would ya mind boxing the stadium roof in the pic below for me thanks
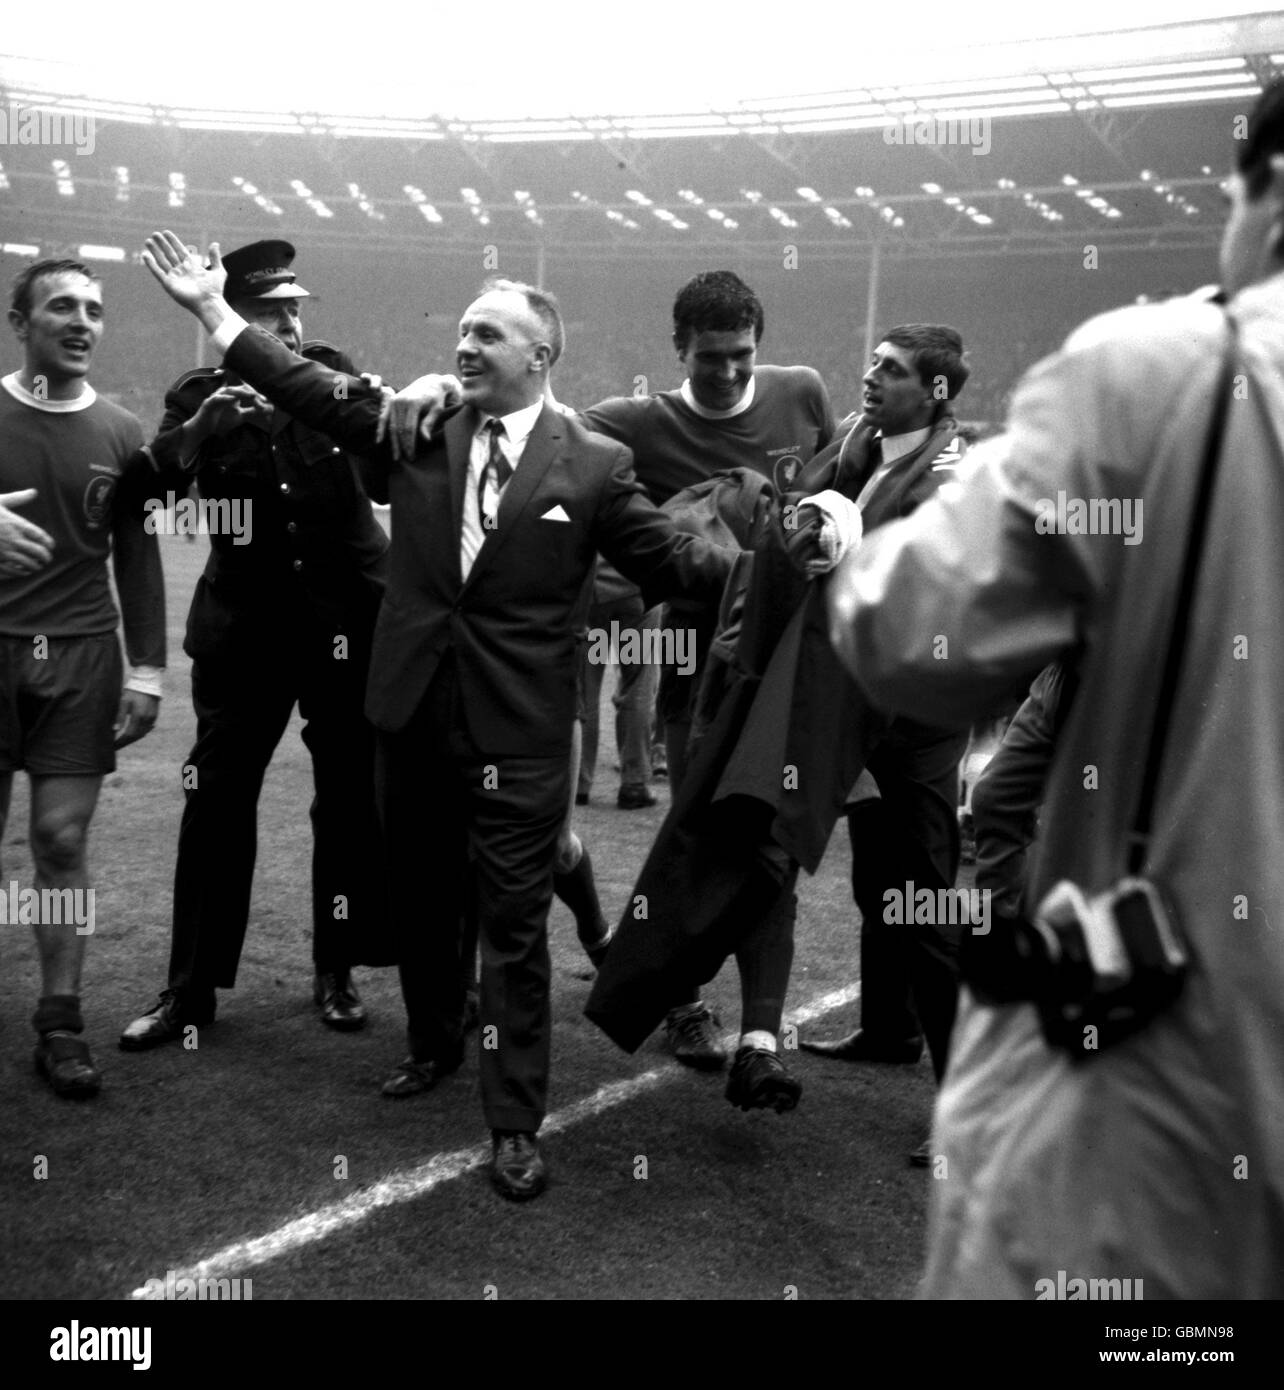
[2,13,1282,263]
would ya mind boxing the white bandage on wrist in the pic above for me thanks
[797,489,864,572]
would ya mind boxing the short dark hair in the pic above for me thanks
[1236,78,1284,198]
[481,277,564,366]
[882,323,970,401]
[11,259,100,317]
[672,270,764,350]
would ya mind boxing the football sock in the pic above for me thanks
[33,994,83,1036]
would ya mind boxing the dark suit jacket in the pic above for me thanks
[586,412,968,1050]
[145,342,388,661]
[220,326,735,752]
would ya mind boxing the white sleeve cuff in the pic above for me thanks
[125,666,164,699]
[799,489,864,570]
[210,311,250,356]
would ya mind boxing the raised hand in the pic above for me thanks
[141,231,227,313]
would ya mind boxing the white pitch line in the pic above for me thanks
[126,982,861,1298]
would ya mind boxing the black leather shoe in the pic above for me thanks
[725,1045,801,1113]
[909,1137,933,1168]
[35,1031,101,1098]
[664,1004,728,1070]
[617,782,658,810]
[490,1131,547,1200]
[119,988,216,1051]
[314,971,366,1031]
[381,1052,461,1098]
[798,1028,923,1064]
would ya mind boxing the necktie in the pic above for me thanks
[855,438,886,510]
[478,418,512,527]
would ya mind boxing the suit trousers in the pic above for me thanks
[846,719,968,1082]
[168,623,389,992]
[376,656,569,1134]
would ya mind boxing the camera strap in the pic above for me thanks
[1127,312,1239,875]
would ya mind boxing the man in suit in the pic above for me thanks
[141,231,734,1200]
[588,326,971,1145]
[120,240,392,1053]
[381,270,835,1069]
[795,329,972,1161]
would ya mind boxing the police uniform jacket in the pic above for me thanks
[146,341,388,661]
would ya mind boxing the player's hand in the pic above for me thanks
[0,489,55,576]
[377,374,462,461]
[141,231,227,312]
[782,502,829,577]
[191,383,273,437]
[114,690,160,749]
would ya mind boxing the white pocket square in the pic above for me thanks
[540,505,571,522]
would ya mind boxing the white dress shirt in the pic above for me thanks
[460,397,544,579]
[855,425,931,511]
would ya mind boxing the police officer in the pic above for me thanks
[121,240,393,1050]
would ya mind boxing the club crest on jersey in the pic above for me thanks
[83,475,116,529]
[773,454,802,490]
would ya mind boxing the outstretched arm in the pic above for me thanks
[142,231,388,459]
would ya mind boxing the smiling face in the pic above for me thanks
[456,288,549,417]
[8,270,103,398]
[232,295,303,354]
[676,326,757,411]
[861,340,935,436]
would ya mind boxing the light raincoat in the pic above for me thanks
[826,274,1284,1299]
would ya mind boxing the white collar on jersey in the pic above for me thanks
[679,374,757,420]
[2,372,97,413]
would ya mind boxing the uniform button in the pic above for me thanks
[292,559,303,571]
[280,483,290,495]
[287,521,298,534]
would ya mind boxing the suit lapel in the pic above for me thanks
[463,404,562,588]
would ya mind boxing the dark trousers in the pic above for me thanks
[168,631,389,992]
[377,660,568,1134]
[846,720,968,1082]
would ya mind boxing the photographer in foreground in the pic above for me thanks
[823,81,1284,1298]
